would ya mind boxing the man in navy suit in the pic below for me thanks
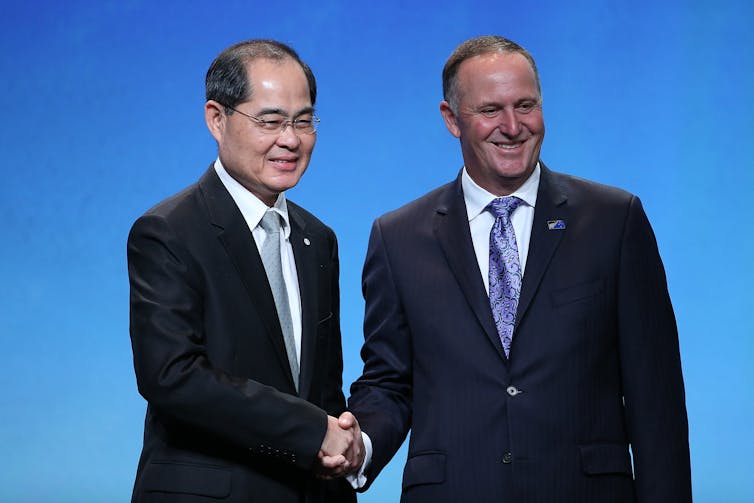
[347,35,691,502]
[127,39,362,502]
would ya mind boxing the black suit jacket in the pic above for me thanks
[127,166,355,502]
[349,164,691,502]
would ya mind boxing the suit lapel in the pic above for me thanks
[516,164,568,328]
[198,167,295,390]
[433,175,508,362]
[288,207,317,400]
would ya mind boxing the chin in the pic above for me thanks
[500,161,535,178]
[495,168,529,180]
[273,176,304,193]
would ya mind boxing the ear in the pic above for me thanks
[204,100,226,143]
[439,100,461,138]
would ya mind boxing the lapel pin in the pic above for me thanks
[303,238,311,246]
[547,219,566,230]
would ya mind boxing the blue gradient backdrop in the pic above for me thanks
[1,1,752,501]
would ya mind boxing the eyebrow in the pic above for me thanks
[256,106,315,117]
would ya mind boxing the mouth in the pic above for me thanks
[269,157,299,170]
[491,140,525,151]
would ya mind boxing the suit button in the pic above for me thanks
[506,385,521,396]
[502,452,513,464]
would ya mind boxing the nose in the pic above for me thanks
[497,108,522,137]
[275,122,301,148]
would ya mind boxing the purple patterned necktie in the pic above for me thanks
[487,196,523,358]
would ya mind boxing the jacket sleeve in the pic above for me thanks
[617,196,692,501]
[348,218,413,490]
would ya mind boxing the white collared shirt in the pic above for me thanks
[462,164,541,293]
[214,159,302,363]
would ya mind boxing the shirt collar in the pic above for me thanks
[462,163,541,222]
[214,158,291,238]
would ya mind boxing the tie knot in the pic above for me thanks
[259,210,282,235]
[487,196,523,219]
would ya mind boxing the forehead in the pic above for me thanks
[243,57,311,103]
[456,52,538,102]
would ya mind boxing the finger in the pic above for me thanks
[344,443,362,468]
[350,417,361,438]
[319,453,347,469]
[322,416,352,455]
[338,411,356,429]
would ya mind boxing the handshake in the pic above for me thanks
[316,411,366,479]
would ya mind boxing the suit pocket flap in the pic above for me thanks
[402,451,446,490]
[551,279,603,307]
[142,461,231,497]
[579,444,632,475]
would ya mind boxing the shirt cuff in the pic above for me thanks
[346,431,372,489]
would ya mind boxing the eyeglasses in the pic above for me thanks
[225,105,320,135]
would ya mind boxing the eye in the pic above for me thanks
[516,101,538,114]
[259,118,284,130]
[293,119,313,130]
[479,108,501,118]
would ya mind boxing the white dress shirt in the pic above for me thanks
[463,164,541,290]
[214,159,302,363]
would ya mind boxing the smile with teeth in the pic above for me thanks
[492,140,524,150]
[270,157,298,168]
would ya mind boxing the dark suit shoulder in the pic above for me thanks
[127,186,213,272]
[134,181,204,225]
[548,168,635,208]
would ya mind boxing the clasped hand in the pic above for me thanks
[315,411,365,479]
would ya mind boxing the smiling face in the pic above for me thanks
[205,57,315,206]
[440,52,544,196]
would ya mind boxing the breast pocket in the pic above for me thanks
[550,279,603,307]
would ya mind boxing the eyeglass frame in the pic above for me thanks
[222,104,320,135]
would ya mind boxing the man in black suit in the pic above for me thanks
[128,39,361,502]
[347,35,691,502]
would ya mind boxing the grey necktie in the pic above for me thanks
[258,210,299,391]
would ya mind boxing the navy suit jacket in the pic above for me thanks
[127,166,355,503]
[349,164,691,502]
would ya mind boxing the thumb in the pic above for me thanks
[338,411,355,429]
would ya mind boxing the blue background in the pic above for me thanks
[1,1,752,501]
